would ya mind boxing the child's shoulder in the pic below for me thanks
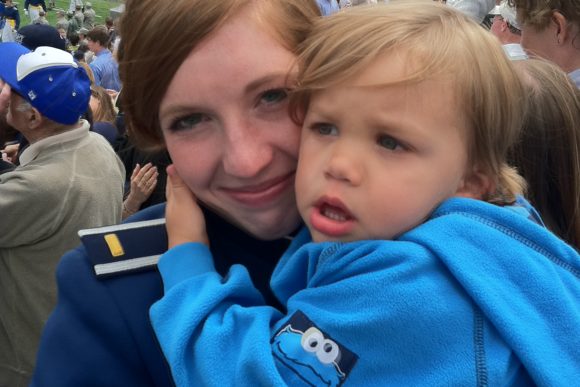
[415,197,578,262]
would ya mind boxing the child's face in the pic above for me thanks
[296,53,482,242]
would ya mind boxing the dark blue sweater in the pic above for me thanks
[31,203,293,386]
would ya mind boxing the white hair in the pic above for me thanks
[15,100,33,113]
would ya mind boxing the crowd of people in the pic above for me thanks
[0,0,579,386]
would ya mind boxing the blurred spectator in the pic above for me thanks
[77,26,88,44]
[34,9,49,25]
[317,0,339,15]
[17,24,66,51]
[121,162,160,219]
[68,0,82,13]
[55,10,69,31]
[87,26,121,91]
[83,2,96,29]
[448,0,495,24]
[57,26,69,48]
[0,114,18,174]
[73,4,84,26]
[74,48,95,84]
[115,135,170,215]
[1,0,20,42]
[113,88,170,211]
[66,9,79,40]
[104,15,114,34]
[0,43,125,386]
[509,0,580,87]
[489,1,527,60]
[67,31,79,52]
[23,0,46,23]
[90,85,116,124]
[89,85,119,144]
[340,0,387,6]
[510,58,580,249]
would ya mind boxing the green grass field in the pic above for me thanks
[15,0,122,28]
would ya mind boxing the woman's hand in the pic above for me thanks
[123,162,158,217]
[165,164,209,248]
[2,143,20,163]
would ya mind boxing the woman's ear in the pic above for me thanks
[454,166,495,200]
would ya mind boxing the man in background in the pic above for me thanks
[0,43,125,385]
[87,26,121,91]
[489,0,527,60]
[23,0,46,23]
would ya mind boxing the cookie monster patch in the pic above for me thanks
[271,311,358,386]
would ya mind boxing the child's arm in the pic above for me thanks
[164,164,208,248]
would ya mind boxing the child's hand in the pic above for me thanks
[165,164,209,248]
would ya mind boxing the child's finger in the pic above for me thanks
[167,166,195,204]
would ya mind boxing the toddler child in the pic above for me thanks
[151,3,580,386]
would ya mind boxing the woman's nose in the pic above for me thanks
[222,119,274,178]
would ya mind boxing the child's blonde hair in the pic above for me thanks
[291,1,526,204]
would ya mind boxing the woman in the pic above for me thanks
[510,58,580,250]
[508,0,580,87]
[31,0,320,386]
[89,85,119,145]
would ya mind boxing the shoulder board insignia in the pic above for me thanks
[78,218,167,278]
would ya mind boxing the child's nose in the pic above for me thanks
[324,145,362,186]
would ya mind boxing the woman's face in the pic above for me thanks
[159,8,302,240]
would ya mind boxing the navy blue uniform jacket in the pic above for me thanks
[31,203,291,386]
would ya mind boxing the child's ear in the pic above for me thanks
[454,166,495,200]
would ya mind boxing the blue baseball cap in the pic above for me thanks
[0,43,90,125]
[17,24,67,51]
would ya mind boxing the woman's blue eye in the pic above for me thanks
[260,89,288,104]
[378,135,401,150]
[170,114,206,131]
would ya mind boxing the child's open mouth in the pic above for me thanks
[320,202,352,222]
[309,197,355,238]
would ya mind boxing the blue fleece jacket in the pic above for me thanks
[150,197,580,386]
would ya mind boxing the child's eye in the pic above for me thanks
[259,88,288,105]
[378,135,402,150]
[312,123,338,136]
[169,113,208,132]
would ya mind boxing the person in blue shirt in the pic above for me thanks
[316,0,340,15]
[86,26,122,92]
[30,0,321,386]
[150,3,580,386]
